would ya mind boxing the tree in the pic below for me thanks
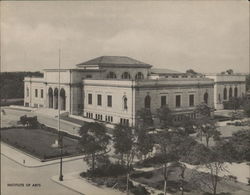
[178,115,196,134]
[199,120,221,147]
[186,69,198,75]
[19,115,39,128]
[78,122,110,171]
[194,103,213,142]
[20,115,28,126]
[137,108,153,128]
[223,97,242,111]
[155,130,183,195]
[156,106,173,128]
[135,127,154,160]
[113,125,137,195]
[228,129,250,161]
[200,147,228,195]
[246,74,250,91]
[243,99,250,117]
[226,69,234,75]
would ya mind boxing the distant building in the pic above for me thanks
[24,56,244,127]
[205,73,246,109]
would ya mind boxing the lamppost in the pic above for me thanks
[58,48,63,181]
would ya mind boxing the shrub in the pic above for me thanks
[130,171,153,179]
[131,185,150,195]
[83,163,127,178]
[104,178,117,188]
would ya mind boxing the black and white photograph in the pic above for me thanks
[1,0,250,195]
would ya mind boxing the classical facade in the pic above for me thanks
[23,56,245,127]
[206,73,246,109]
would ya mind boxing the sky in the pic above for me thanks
[1,0,249,73]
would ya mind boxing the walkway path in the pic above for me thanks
[51,172,125,195]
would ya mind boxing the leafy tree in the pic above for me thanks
[155,130,183,195]
[194,103,213,142]
[226,69,234,75]
[0,72,43,99]
[20,115,28,126]
[113,124,137,194]
[223,97,242,111]
[19,115,39,128]
[243,100,250,117]
[228,129,250,161]
[186,69,198,75]
[137,108,153,128]
[156,106,173,128]
[79,122,110,171]
[135,127,154,160]
[246,74,250,91]
[199,120,221,147]
[198,146,228,195]
[195,103,211,118]
[178,115,196,134]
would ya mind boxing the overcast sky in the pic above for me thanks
[1,0,249,73]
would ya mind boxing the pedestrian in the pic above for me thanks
[23,159,25,164]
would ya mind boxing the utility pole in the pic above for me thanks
[58,48,63,181]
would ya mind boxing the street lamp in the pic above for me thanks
[58,48,63,181]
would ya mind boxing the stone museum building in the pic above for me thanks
[24,56,246,127]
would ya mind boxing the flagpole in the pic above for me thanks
[58,48,63,181]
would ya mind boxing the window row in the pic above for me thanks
[173,113,196,122]
[32,88,44,98]
[88,94,112,107]
[222,87,238,100]
[146,92,208,109]
[120,118,129,126]
[106,71,144,80]
[86,112,113,123]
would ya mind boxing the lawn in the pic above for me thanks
[1,127,82,160]
[131,166,250,195]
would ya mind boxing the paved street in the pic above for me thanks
[1,107,80,135]
[1,154,85,195]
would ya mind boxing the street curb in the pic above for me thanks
[1,142,85,168]
[50,177,85,195]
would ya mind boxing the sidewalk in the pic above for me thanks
[51,172,125,195]
[0,142,84,168]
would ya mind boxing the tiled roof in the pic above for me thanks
[76,56,152,68]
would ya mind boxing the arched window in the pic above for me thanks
[135,72,144,80]
[54,88,58,109]
[223,88,227,100]
[145,95,151,109]
[121,72,131,79]
[60,88,66,111]
[26,87,29,97]
[229,87,233,98]
[48,88,53,108]
[204,92,208,104]
[234,87,238,97]
[107,72,117,79]
[123,96,128,110]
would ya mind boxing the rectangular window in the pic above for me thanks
[107,95,112,107]
[161,96,167,107]
[176,95,181,108]
[97,94,102,106]
[35,89,38,97]
[189,94,194,107]
[41,89,44,98]
[88,94,92,104]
